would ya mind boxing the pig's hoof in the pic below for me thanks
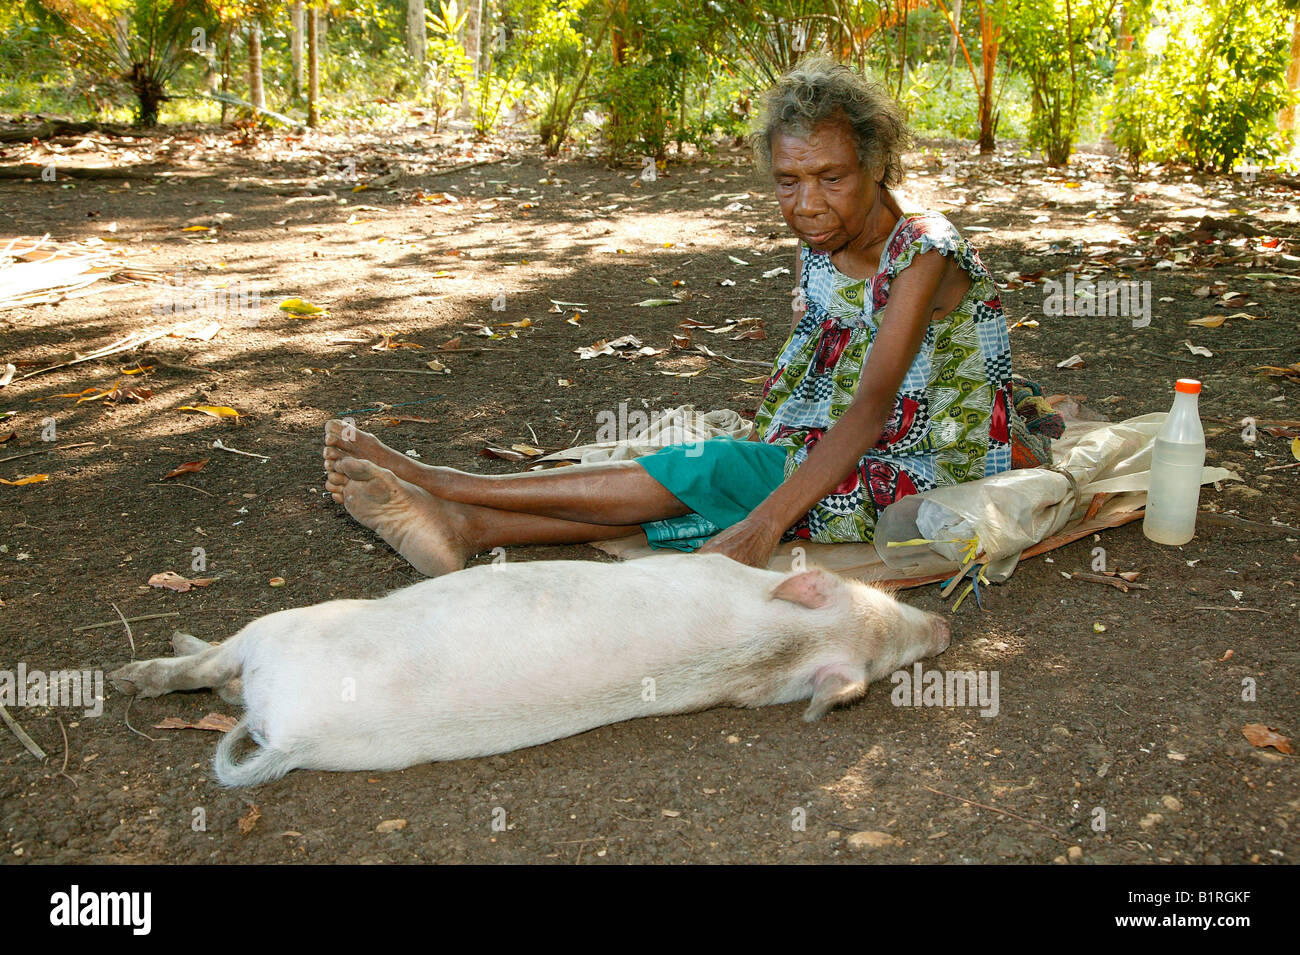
[215,679,244,707]
[107,661,166,698]
[171,631,212,656]
[108,665,141,696]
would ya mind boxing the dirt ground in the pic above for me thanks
[1,118,1297,864]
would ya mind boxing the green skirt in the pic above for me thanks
[636,437,788,551]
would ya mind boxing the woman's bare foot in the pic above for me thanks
[324,456,473,577]
[323,419,422,483]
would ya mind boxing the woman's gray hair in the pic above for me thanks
[753,54,912,186]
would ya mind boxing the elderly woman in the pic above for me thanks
[322,56,1052,576]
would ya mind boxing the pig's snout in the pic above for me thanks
[928,614,952,654]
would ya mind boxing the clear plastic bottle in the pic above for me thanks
[1143,379,1206,546]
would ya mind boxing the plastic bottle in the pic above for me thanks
[1143,379,1206,546]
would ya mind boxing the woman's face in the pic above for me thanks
[771,120,884,255]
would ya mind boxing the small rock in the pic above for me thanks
[1161,795,1184,812]
[846,830,903,850]
[826,830,841,840]
[1052,854,1068,865]
[1139,812,1163,830]
[1067,845,1083,861]
[376,818,407,833]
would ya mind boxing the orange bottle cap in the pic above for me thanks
[1175,378,1202,394]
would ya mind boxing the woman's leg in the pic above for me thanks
[325,456,676,577]
[323,419,691,525]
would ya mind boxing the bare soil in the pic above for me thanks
[0,120,1297,864]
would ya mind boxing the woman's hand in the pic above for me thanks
[698,514,783,568]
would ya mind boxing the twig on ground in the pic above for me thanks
[1139,348,1197,365]
[123,698,160,742]
[1196,512,1300,534]
[1263,461,1300,472]
[0,441,95,466]
[212,438,269,461]
[16,329,171,381]
[919,784,1070,843]
[1069,571,1150,592]
[71,611,181,633]
[1193,606,1271,614]
[110,600,136,659]
[426,158,509,179]
[147,482,219,497]
[0,703,47,761]
[55,714,77,787]
[334,367,456,376]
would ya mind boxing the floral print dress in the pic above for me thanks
[754,211,1017,544]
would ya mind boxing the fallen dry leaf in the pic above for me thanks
[1218,649,1234,662]
[0,474,48,486]
[148,571,215,592]
[481,446,527,462]
[278,297,326,317]
[162,458,209,480]
[372,335,423,350]
[238,804,262,835]
[1242,724,1293,754]
[178,405,242,421]
[1056,354,1086,369]
[438,337,463,351]
[153,713,238,733]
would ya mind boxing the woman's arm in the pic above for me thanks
[700,249,957,566]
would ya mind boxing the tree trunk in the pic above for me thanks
[407,0,427,65]
[460,0,482,113]
[976,0,998,154]
[291,2,305,99]
[466,0,483,79]
[897,1,909,96]
[946,0,963,86]
[129,63,164,127]
[1280,16,1300,133]
[221,40,231,124]
[307,6,320,128]
[248,21,265,112]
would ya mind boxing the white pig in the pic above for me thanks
[108,554,950,787]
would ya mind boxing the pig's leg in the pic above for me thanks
[109,641,242,700]
[324,420,691,525]
[325,457,647,573]
[803,664,869,722]
[170,632,243,705]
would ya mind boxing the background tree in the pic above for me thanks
[27,0,218,126]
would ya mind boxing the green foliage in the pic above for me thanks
[512,0,601,154]
[999,0,1112,165]
[424,0,473,131]
[26,0,219,126]
[8,0,1292,177]
[1105,0,1292,171]
[596,0,728,159]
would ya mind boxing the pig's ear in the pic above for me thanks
[770,568,840,609]
[803,664,867,722]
